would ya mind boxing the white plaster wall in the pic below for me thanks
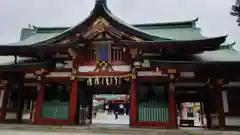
[64,61,73,68]
[210,113,219,126]
[22,113,31,120]
[0,90,4,108]
[180,72,195,78]
[78,65,131,72]
[209,92,240,127]
[78,66,95,72]
[225,116,240,126]
[5,112,31,120]
[141,59,150,68]
[222,91,229,113]
[112,65,131,72]
[210,91,229,126]
[56,60,72,69]
[25,73,36,79]
[46,72,71,77]
[5,113,17,119]
[137,71,168,76]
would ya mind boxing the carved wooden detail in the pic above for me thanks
[94,61,114,72]
[56,17,143,44]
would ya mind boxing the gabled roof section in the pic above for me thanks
[6,0,226,47]
[9,17,204,45]
[133,18,206,40]
[31,0,170,45]
[9,17,204,46]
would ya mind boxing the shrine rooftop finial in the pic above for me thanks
[95,0,107,6]
[94,0,109,12]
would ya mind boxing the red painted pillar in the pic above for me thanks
[130,75,137,127]
[168,81,177,128]
[68,80,78,124]
[33,80,45,124]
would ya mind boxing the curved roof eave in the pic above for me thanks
[132,18,199,28]
[32,12,96,45]
[220,41,236,49]
[32,18,199,31]
[119,35,227,44]
[32,0,172,46]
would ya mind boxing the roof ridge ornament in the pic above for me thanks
[93,0,110,13]
[95,0,107,6]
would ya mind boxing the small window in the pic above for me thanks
[112,49,123,61]
[86,50,96,61]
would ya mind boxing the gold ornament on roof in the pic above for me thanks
[131,74,136,79]
[130,49,138,58]
[41,68,47,73]
[169,74,175,80]
[93,17,107,33]
[168,69,177,74]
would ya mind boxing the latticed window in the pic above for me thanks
[86,50,96,61]
[111,49,123,61]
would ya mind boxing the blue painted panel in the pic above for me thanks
[99,45,108,61]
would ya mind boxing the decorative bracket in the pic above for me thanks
[130,48,138,58]
[68,48,78,59]
[206,78,227,88]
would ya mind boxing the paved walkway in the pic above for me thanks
[0,124,240,135]
[0,114,239,134]
[92,113,129,125]
[0,129,126,135]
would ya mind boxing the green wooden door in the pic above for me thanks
[40,83,70,120]
[137,85,170,123]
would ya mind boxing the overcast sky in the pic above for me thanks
[0,0,239,50]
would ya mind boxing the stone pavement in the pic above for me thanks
[92,113,129,125]
[0,124,239,135]
[0,129,126,135]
